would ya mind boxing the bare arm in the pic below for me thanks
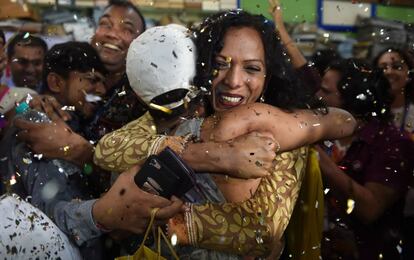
[316,145,403,224]
[94,112,275,178]
[269,0,307,69]
[205,103,356,151]
[15,118,94,167]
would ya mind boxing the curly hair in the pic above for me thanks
[192,10,322,115]
[328,58,393,122]
[373,47,414,104]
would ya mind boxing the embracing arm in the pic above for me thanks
[94,112,190,172]
[94,113,275,178]
[316,143,408,224]
[207,103,356,151]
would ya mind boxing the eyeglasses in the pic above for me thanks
[11,57,43,67]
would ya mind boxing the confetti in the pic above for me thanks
[61,106,75,111]
[171,233,178,246]
[33,154,43,160]
[117,90,126,97]
[9,176,17,185]
[63,146,70,155]
[346,199,355,214]
[356,93,366,100]
[22,157,32,164]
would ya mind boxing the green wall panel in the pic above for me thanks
[376,5,414,23]
[241,0,414,25]
[240,0,317,23]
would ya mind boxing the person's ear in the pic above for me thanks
[46,72,66,93]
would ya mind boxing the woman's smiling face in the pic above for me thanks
[211,26,267,112]
[377,51,411,95]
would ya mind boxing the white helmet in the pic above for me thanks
[126,24,198,112]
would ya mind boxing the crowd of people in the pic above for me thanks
[0,0,413,259]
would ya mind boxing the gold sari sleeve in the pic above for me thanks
[93,112,188,173]
[183,147,308,256]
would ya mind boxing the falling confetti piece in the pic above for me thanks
[22,157,32,164]
[356,93,366,100]
[324,188,330,194]
[10,176,17,185]
[346,199,355,214]
[171,233,178,246]
[33,154,43,160]
[61,106,75,111]
[63,146,70,155]
[117,90,126,97]
[396,245,402,254]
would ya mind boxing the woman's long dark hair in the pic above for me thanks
[373,48,414,104]
[193,10,322,115]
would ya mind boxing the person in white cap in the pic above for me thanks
[0,194,81,259]
[126,24,202,132]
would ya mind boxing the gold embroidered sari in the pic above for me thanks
[94,113,308,257]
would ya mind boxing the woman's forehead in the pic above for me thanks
[379,51,404,62]
[220,27,264,56]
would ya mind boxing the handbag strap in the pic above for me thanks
[142,208,160,244]
[158,227,179,260]
[139,207,179,260]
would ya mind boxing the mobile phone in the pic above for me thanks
[134,147,195,198]
[134,155,180,198]
[157,147,195,197]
